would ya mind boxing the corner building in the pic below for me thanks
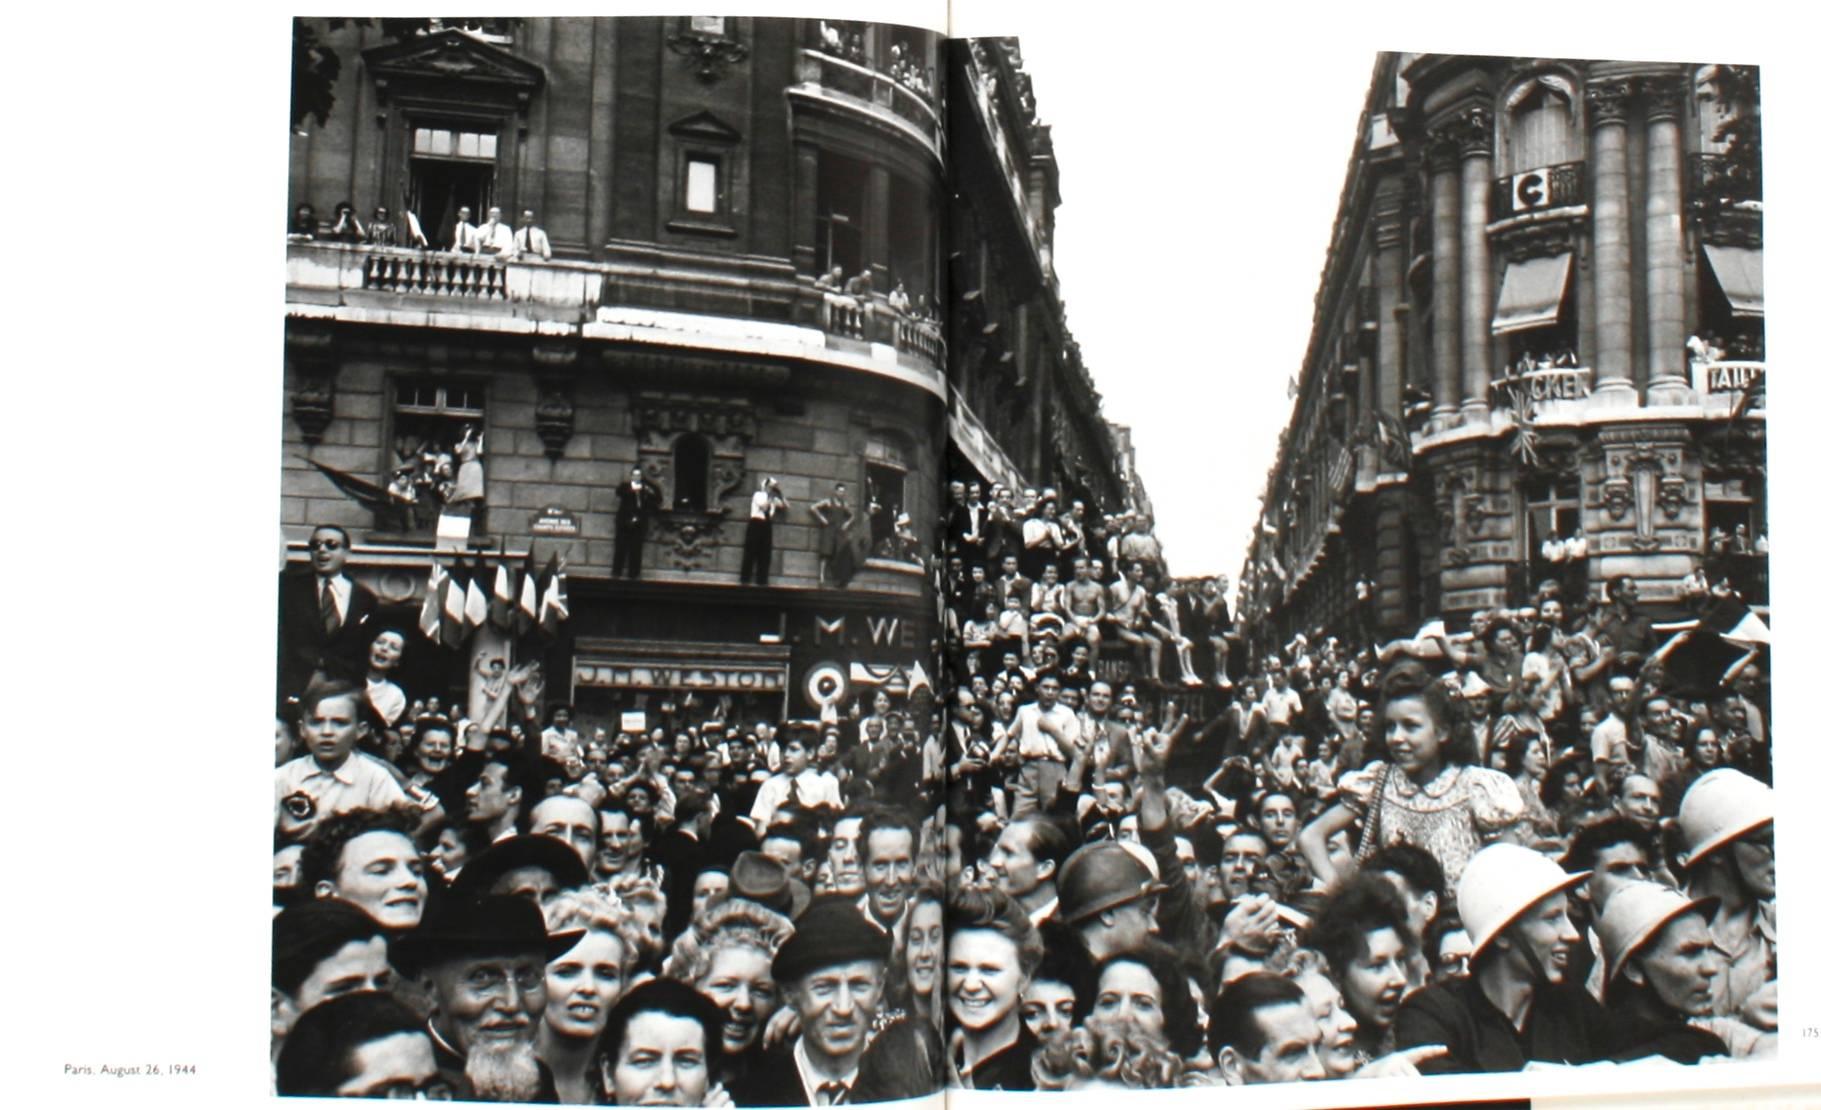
[282,17,957,720]
[1241,53,1765,644]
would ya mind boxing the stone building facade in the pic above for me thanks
[1240,53,1765,646]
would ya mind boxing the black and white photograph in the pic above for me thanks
[13,4,1820,1110]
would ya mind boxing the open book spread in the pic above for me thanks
[274,16,1778,1105]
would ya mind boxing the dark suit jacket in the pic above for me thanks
[277,571,382,702]
[727,1043,810,1107]
[615,480,664,531]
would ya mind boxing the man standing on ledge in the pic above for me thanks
[741,477,788,586]
[613,465,663,579]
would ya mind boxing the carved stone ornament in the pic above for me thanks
[1599,476,1634,522]
[1587,79,1635,127]
[534,380,576,459]
[1642,74,1687,122]
[666,22,750,84]
[363,28,546,110]
[632,393,756,511]
[1448,105,1494,157]
[289,370,337,446]
[656,513,726,571]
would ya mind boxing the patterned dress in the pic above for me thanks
[1336,761,1526,894]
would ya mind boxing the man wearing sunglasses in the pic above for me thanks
[280,524,383,703]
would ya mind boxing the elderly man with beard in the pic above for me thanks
[744,899,892,1104]
[394,894,583,1102]
[1595,883,1730,1062]
[1394,844,1612,1073]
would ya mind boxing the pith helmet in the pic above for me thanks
[1457,843,1588,961]
[1594,881,1720,988]
[1677,768,1773,867]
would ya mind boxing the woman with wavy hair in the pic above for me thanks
[1031,1016,1189,1091]
[661,898,794,1106]
[1297,660,1526,895]
[537,889,644,1105]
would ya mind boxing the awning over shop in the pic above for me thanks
[1704,244,1765,318]
[1492,252,1573,336]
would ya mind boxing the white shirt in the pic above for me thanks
[275,752,412,839]
[477,220,516,256]
[750,489,780,521]
[366,678,406,727]
[1007,702,1080,762]
[318,575,351,624]
[749,769,843,829]
[514,225,551,259]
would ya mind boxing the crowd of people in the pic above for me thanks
[273,481,1777,1100]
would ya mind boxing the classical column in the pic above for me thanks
[1588,79,1638,406]
[1373,183,1407,427]
[864,164,892,287]
[1427,133,1463,427]
[791,142,820,277]
[1643,76,1694,405]
[1456,108,1495,425]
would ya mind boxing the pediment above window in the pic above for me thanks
[364,28,546,113]
[668,111,743,145]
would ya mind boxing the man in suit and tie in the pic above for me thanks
[743,900,891,1105]
[449,206,480,253]
[477,206,516,258]
[613,465,664,579]
[513,209,551,260]
[278,524,382,703]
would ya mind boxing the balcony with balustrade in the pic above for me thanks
[284,240,945,396]
[787,22,944,164]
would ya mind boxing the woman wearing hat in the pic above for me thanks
[1595,882,1730,1063]
[1298,660,1527,895]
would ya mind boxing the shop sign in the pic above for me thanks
[575,660,787,692]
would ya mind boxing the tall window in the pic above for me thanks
[391,377,486,532]
[409,124,499,249]
[1501,74,1579,175]
[816,151,868,281]
[863,434,909,556]
[1522,475,1580,594]
[672,433,712,511]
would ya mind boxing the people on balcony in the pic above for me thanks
[478,206,516,258]
[289,202,318,240]
[449,206,481,253]
[365,206,399,247]
[515,209,552,261]
[328,201,366,244]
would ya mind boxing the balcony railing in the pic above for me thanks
[287,241,943,370]
[1688,152,1762,206]
[1493,161,1587,222]
[796,49,942,151]
[364,250,506,300]
[1694,359,1766,414]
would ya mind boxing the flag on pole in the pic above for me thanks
[538,552,568,634]
[464,571,490,630]
[441,563,467,648]
[516,549,540,636]
[491,561,515,631]
[906,660,932,698]
[420,562,446,642]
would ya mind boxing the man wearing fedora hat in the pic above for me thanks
[450,833,592,912]
[738,898,891,1104]
[393,894,583,1102]
[1394,843,1612,1073]
[1055,839,1163,963]
[1594,882,1730,1062]
[1676,768,1776,1028]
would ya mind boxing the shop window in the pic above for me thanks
[672,433,712,511]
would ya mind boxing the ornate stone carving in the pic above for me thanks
[534,380,575,459]
[289,370,337,446]
[1598,431,1693,544]
[666,23,750,84]
[1447,105,1494,158]
[632,393,756,512]
[1642,74,1687,122]
[1587,79,1635,127]
[1422,131,1460,173]
[656,512,726,571]
[285,320,337,445]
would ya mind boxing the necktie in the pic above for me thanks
[786,775,804,808]
[320,581,341,636]
[816,1082,849,1105]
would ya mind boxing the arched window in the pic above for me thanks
[1501,74,1580,176]
[672,432,711,511]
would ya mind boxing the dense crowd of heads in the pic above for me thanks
[273,487,1776,1099]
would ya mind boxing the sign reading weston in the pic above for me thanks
[574,659,789,692]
